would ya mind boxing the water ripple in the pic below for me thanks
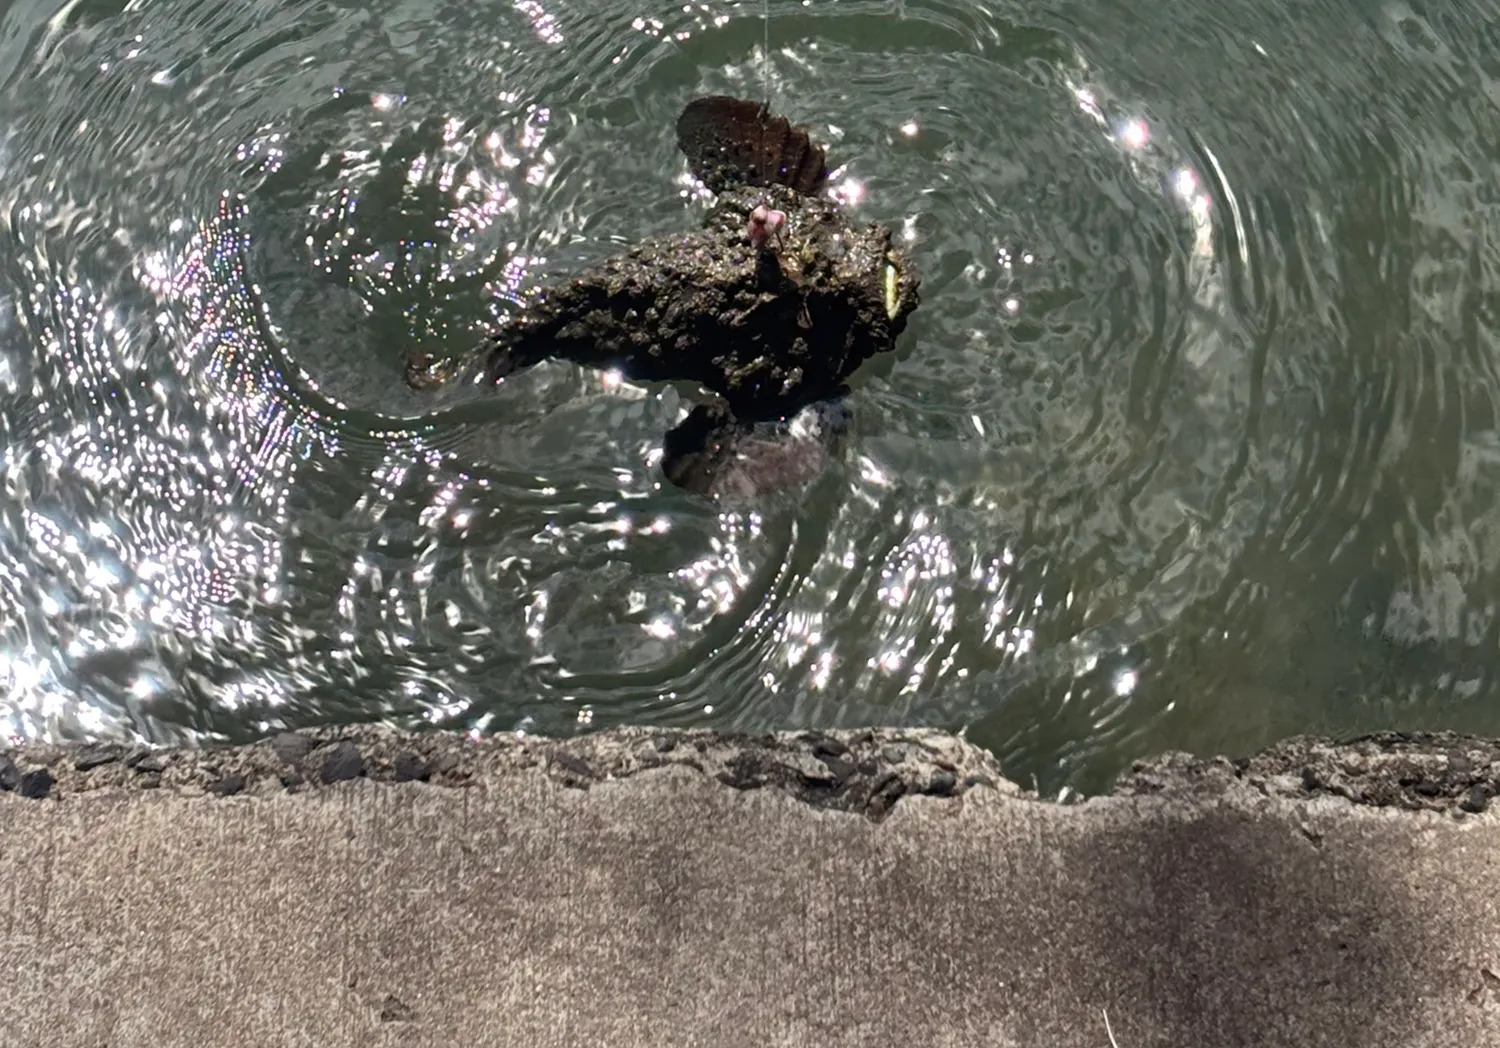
[5,0,1500,793]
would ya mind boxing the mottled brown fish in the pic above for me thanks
[410,95,921,497]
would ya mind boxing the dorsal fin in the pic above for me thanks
[675,95,829,195]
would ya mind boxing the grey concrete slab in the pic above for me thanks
[2,727,1499,1048]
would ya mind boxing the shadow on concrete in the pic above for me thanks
[1068,803,1436,1048]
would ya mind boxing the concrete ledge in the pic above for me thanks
[0,726,1008,818]
[3,727,1499,1047]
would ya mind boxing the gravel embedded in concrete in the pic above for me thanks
[1119,730,1500,815]
[0,726,1013,821]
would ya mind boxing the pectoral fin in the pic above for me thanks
[676,95,829,195]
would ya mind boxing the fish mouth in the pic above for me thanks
[882,253,903,321]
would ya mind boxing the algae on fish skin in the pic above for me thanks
[465,182,920,417]
[403,95,924,499]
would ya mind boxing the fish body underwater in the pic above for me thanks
[408,95,922,498]
[660,394,854,502]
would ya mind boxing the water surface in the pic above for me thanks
[2,0,1499,794]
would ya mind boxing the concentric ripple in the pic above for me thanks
[3,0,1500,793]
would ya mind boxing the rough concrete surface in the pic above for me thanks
[2,727,1500,1048]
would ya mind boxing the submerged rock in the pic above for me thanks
[409,95,921,496]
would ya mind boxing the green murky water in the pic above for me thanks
[2,0,1498,795]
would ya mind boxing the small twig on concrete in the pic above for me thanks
[1102,1007,1121,1048]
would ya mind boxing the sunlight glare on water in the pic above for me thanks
[3,0,1500,793]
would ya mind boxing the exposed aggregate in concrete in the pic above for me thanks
[6,726,1500,820]
[1119,730,1500,816]
[0,726,1013,822]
